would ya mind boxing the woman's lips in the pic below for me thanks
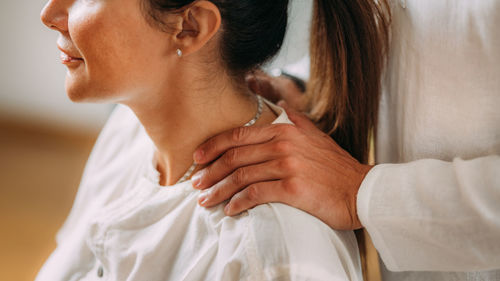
[57,45,84,65]
[60,52,84,65]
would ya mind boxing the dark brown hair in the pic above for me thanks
[307,0,391,164]
[143,0,289,78]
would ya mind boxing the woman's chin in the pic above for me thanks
[65,84,95,103]
[66,90,115,104]
[65,79,111,103]
[66,91,89,103]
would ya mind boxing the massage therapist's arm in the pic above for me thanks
[358,156,500,272]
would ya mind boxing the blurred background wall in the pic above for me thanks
[0,1,312,280]
[0,1,112,132]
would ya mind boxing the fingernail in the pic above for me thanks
[224,204,231,214]
[198,189,211,206]
[194,150,204,163]
[191,171,203,188]
[199,196,209,206]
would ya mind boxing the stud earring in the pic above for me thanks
[176,49,183,57]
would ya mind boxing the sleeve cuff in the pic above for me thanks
[356,164,401,271]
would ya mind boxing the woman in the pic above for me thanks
[36,0,363,280]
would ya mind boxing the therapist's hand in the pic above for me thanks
[191,105,373,230]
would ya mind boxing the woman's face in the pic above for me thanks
[41,0,175,103]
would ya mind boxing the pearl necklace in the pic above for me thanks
[176,95,264,184]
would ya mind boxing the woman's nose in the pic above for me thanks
[40,0,69,32]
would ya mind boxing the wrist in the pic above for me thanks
[361,164,374,180]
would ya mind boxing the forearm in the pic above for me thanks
[358,155,500,272]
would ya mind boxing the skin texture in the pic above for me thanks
[193,74,373,230]
[41,0,277,186]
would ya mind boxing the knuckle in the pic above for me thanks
[273,140,293,154]
[222,148,238,167]
[279,156,300,172]
[246,184,261,204]
[232,168,247,186]
[283,178,302,197]
[232,127,249,142]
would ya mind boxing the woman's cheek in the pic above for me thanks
[64,0,166,102]
[67,12,128,101]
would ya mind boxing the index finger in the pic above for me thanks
[194,124,290,164]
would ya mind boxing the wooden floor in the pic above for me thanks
[0,119,381,281]
[0,120,98,281]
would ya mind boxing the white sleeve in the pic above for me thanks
[357,155,500,272]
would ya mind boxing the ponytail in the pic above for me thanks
[306,0,390,164]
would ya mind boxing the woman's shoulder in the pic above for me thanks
[54,105,152,242]
[214,202,363,281]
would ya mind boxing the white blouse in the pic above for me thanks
[35,101,362,281]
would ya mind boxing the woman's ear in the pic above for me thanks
[174,1,221,56]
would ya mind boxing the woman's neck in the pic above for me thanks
[124,76,277,186]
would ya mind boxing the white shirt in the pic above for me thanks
[283,0,500,279]
[35,100,363,281]
[356,0,500,280]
